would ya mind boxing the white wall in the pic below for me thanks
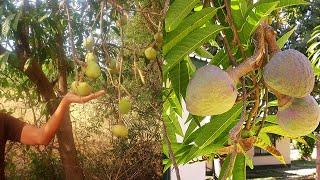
[248,137,291,165]
[171,162,206,180]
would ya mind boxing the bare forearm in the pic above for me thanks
[40,98,70,144]
[20,90,105,145]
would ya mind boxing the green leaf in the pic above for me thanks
[2,14,15,36]
[277,26,297,48]
[256,0,308,8]
[239,2,279,44]
[218,154,233,180]
[165,0,200,32]
[256,115,277,124]
[233,153,246,180]
[169,56,196,99]
[260,125,307,144]
[164,24,226,75]
[38,12,51,23]
[191,103,242,148]
[254,136,286,164]
[231,0,248,29]
[164,7,219,54]
[257,132,272,145]
[194,46,215,59]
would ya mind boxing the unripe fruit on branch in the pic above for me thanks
[112,124,129,138]
[144,47,157,61]
[85,52,98,63]
[108,59,120,74]
[71,81,92,96]
[83,37,94,51]
[277,95,320,137]
[263,49,315,98]
[186,65,238,116]
[154,32,163,45]
[83,62,101,79]
[119,98,131,114]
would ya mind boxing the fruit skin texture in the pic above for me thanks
[84,62,101,79]
[185,65,238,116]
[112,125,129,138]
[85,52,98,63]
[83,37,94,51]
[71,81,92,96]
[144,47,157,60]
[119,98,131,114]
[263,49,315,98]
[277,95,320,137]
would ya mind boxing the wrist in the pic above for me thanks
[61,96,72,106]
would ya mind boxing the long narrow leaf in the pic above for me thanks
[164,25,226,75]
[164,7,219,54]
[165,0,199,32]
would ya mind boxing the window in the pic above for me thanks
[254,136,277,156]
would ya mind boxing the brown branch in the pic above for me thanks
[221,31,237,66]
[223,0,245,57]
[163,120,181,180]
[64,1,85,66]
[256,87,269,136]
[227,25,265,84]
[245,76,260,130]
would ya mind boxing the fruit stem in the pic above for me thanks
[227,25,265,84]
[264,24,280,56]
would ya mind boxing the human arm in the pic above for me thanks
[19,90,105,145]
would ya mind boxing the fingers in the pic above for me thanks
[81,90,106,103]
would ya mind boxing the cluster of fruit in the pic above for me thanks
[71,37,101,96]
[70,37,131,138]
[185,48,319,137]
[111,98,132,138]
[144,32,163,61]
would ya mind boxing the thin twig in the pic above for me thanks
[163,121,181,180]
[64,1,84,66]
[256,87,269,136]
[223,0,245,57]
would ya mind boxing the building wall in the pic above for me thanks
[248,137,291,165]
[171,162,206,180]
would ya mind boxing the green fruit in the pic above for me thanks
[108,60,120,74]
[84,62,101,79]
[278,95,320,137]
[71,81,92,96]
[83,37,94,51]
[241,130,254,139]
[112,124,129,138]
[119,98,131,114]
[186,65,237,116]
[85,52,98,63]
[154,32,163,45]
[263,49,314,98]
[144,47,157,61]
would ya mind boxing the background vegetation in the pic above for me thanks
[0,0,164,179]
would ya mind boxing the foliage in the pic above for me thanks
[162,0,312,179]
[1,0,162,178]
[296,137,316,160]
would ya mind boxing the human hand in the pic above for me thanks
[62,90,105,104]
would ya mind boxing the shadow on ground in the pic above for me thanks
[247,160,316,180]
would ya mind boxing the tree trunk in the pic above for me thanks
[54,22,84,179]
